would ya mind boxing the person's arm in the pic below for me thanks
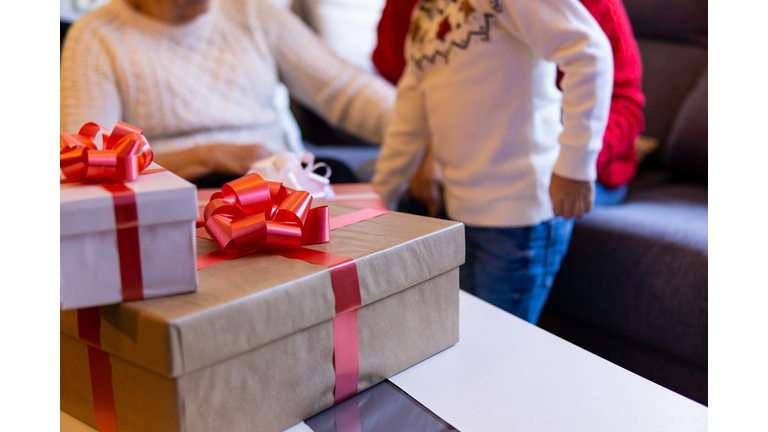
[580,0,646,188]
[498,0,613,218]
[256,0,396,145]
[60,19,271,180]
[373,65,431,210]
[407,145,444,217]
[60,22,122,135]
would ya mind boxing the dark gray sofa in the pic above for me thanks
[538,0,708,405]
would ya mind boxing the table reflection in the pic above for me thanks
[304,380,457,432]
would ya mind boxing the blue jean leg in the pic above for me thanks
[460,218,575,324]
[594,182,629,206]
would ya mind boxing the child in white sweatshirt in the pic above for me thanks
[373,0,613,323]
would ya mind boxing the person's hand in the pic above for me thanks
[206,143,273,175]
[549,173,595,219]
[153,143,273,181]
[408,146,444,217]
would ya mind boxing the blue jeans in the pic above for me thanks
[594,183,628,206]
[460,218,574,324]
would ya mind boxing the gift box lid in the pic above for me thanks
[60,202,465,378]
[60,163,198,237]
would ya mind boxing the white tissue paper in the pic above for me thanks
[249,152,336,200]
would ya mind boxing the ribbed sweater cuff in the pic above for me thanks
[553,146,600,181]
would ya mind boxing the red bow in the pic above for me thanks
[204,173,331,254]
[60,121,153,183]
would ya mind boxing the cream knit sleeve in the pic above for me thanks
[60,17,122,135]
[255,0,396,144]
[498,0,613,182]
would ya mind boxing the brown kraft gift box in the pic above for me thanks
[61,202,465,432]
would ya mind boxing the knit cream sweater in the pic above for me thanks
[60,0,395,156]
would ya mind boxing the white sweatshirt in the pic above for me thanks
[60,0,395,156]
[373,0,613,227]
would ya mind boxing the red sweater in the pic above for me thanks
[372,0,645,188]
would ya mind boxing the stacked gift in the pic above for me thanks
[60,173,464,432]
[60,122,199,310]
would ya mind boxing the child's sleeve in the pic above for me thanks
[499,0,614,182]
[373,65,431,210]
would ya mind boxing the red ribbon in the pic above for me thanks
[60,121,153,183]
[202,173,330,254]
[77,308,118,432]
[101,183,144,302]
[329,208,389,231]
[273,249,362,403]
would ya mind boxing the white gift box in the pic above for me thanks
[60,163,198,310]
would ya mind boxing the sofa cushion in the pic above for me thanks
[546,184,707,367]
[637,40,708,158]
[538,312,708,405]
[665,69,708,182]
[623,0,707,45]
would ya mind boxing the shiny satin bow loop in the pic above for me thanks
[203,173,331,254]
[60,121,154,183]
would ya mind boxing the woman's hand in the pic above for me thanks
[207,143,273,175]
[153,143,273,181]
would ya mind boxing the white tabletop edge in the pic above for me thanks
[389,291,708,432]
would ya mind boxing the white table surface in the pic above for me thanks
[62,291,707,431]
